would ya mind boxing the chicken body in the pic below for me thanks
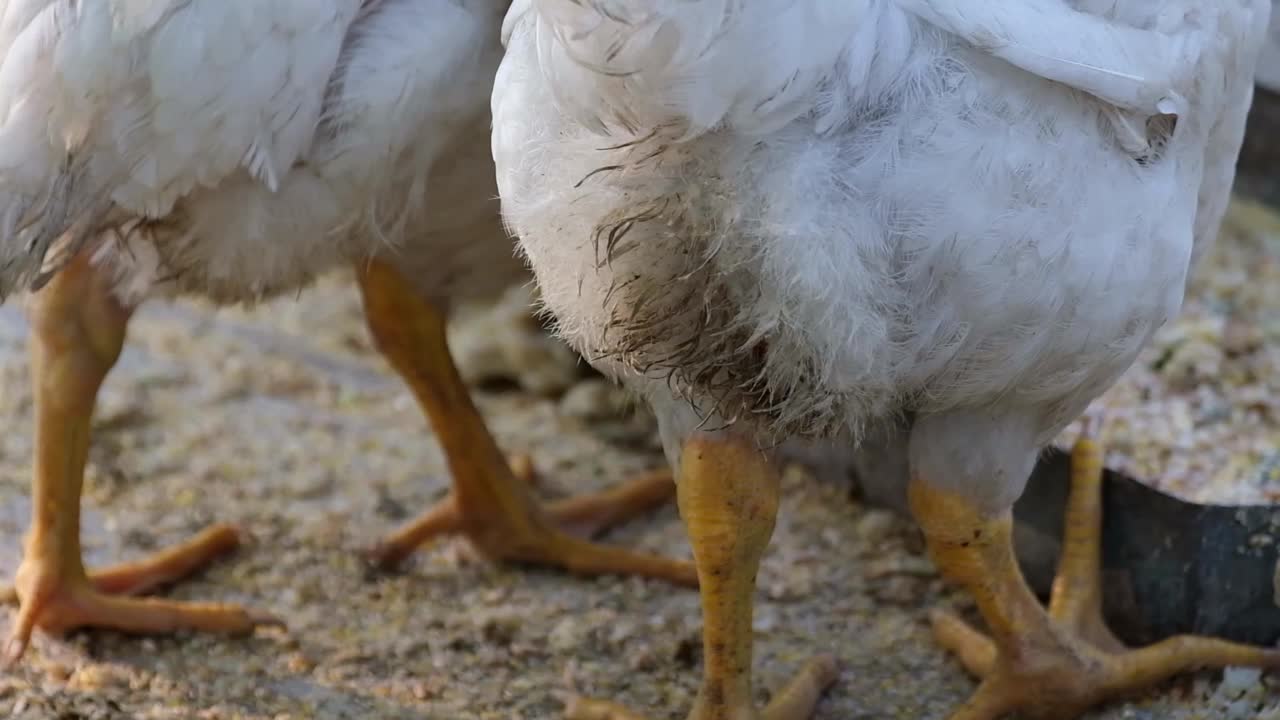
[0,0,695,664]
[0,0,513,304]
[493,1,1275,718]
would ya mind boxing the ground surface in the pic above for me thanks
[0,204,1278,719]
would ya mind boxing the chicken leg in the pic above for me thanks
[3,255,278,664]
[912,420,1280,720]
[564,435,837,720]
[356,259,696,587]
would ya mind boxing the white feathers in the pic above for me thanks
[516,0,872,137]
[46,2,355,207]
[0,0,521,305]
[510,0,1223,143]
[494,0,1269,476]
[0,0,360,294]
[895,0,1204,116]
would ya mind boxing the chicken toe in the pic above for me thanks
[917,420,1280,720]
[4,528,280,664]
[357,259,696,587]
[369,461,683,576]
[4,255,276,664]
[563,436,838,720]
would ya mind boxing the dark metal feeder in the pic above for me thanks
[1013,449,1280,647]
[841,442,1280,648]
[1237,86,1280,208]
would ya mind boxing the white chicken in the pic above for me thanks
[493,1,1276,718]
[0,0,697,664]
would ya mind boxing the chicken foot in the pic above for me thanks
[3,255,278,665]
[912,419,1280,720]
[369,461,677,569]
[356,259,696,587]
[564,435,837,720]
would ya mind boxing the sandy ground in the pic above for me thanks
[0,207,1279,719]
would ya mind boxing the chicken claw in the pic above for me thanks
[5,256,278,663]
[357,259,696,587]
[918,418,1280,720]
[562,436,838,720]
[564,658,837,720]
[368,459,680,571]
[4,523,281,665]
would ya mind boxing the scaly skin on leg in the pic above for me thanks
[912,422,1280,720]
[355,259,696,587]
[564,436,838,720]
[3,255,278,665]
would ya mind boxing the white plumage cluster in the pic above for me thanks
[0,0,520,305]
[494,0,1269,503]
